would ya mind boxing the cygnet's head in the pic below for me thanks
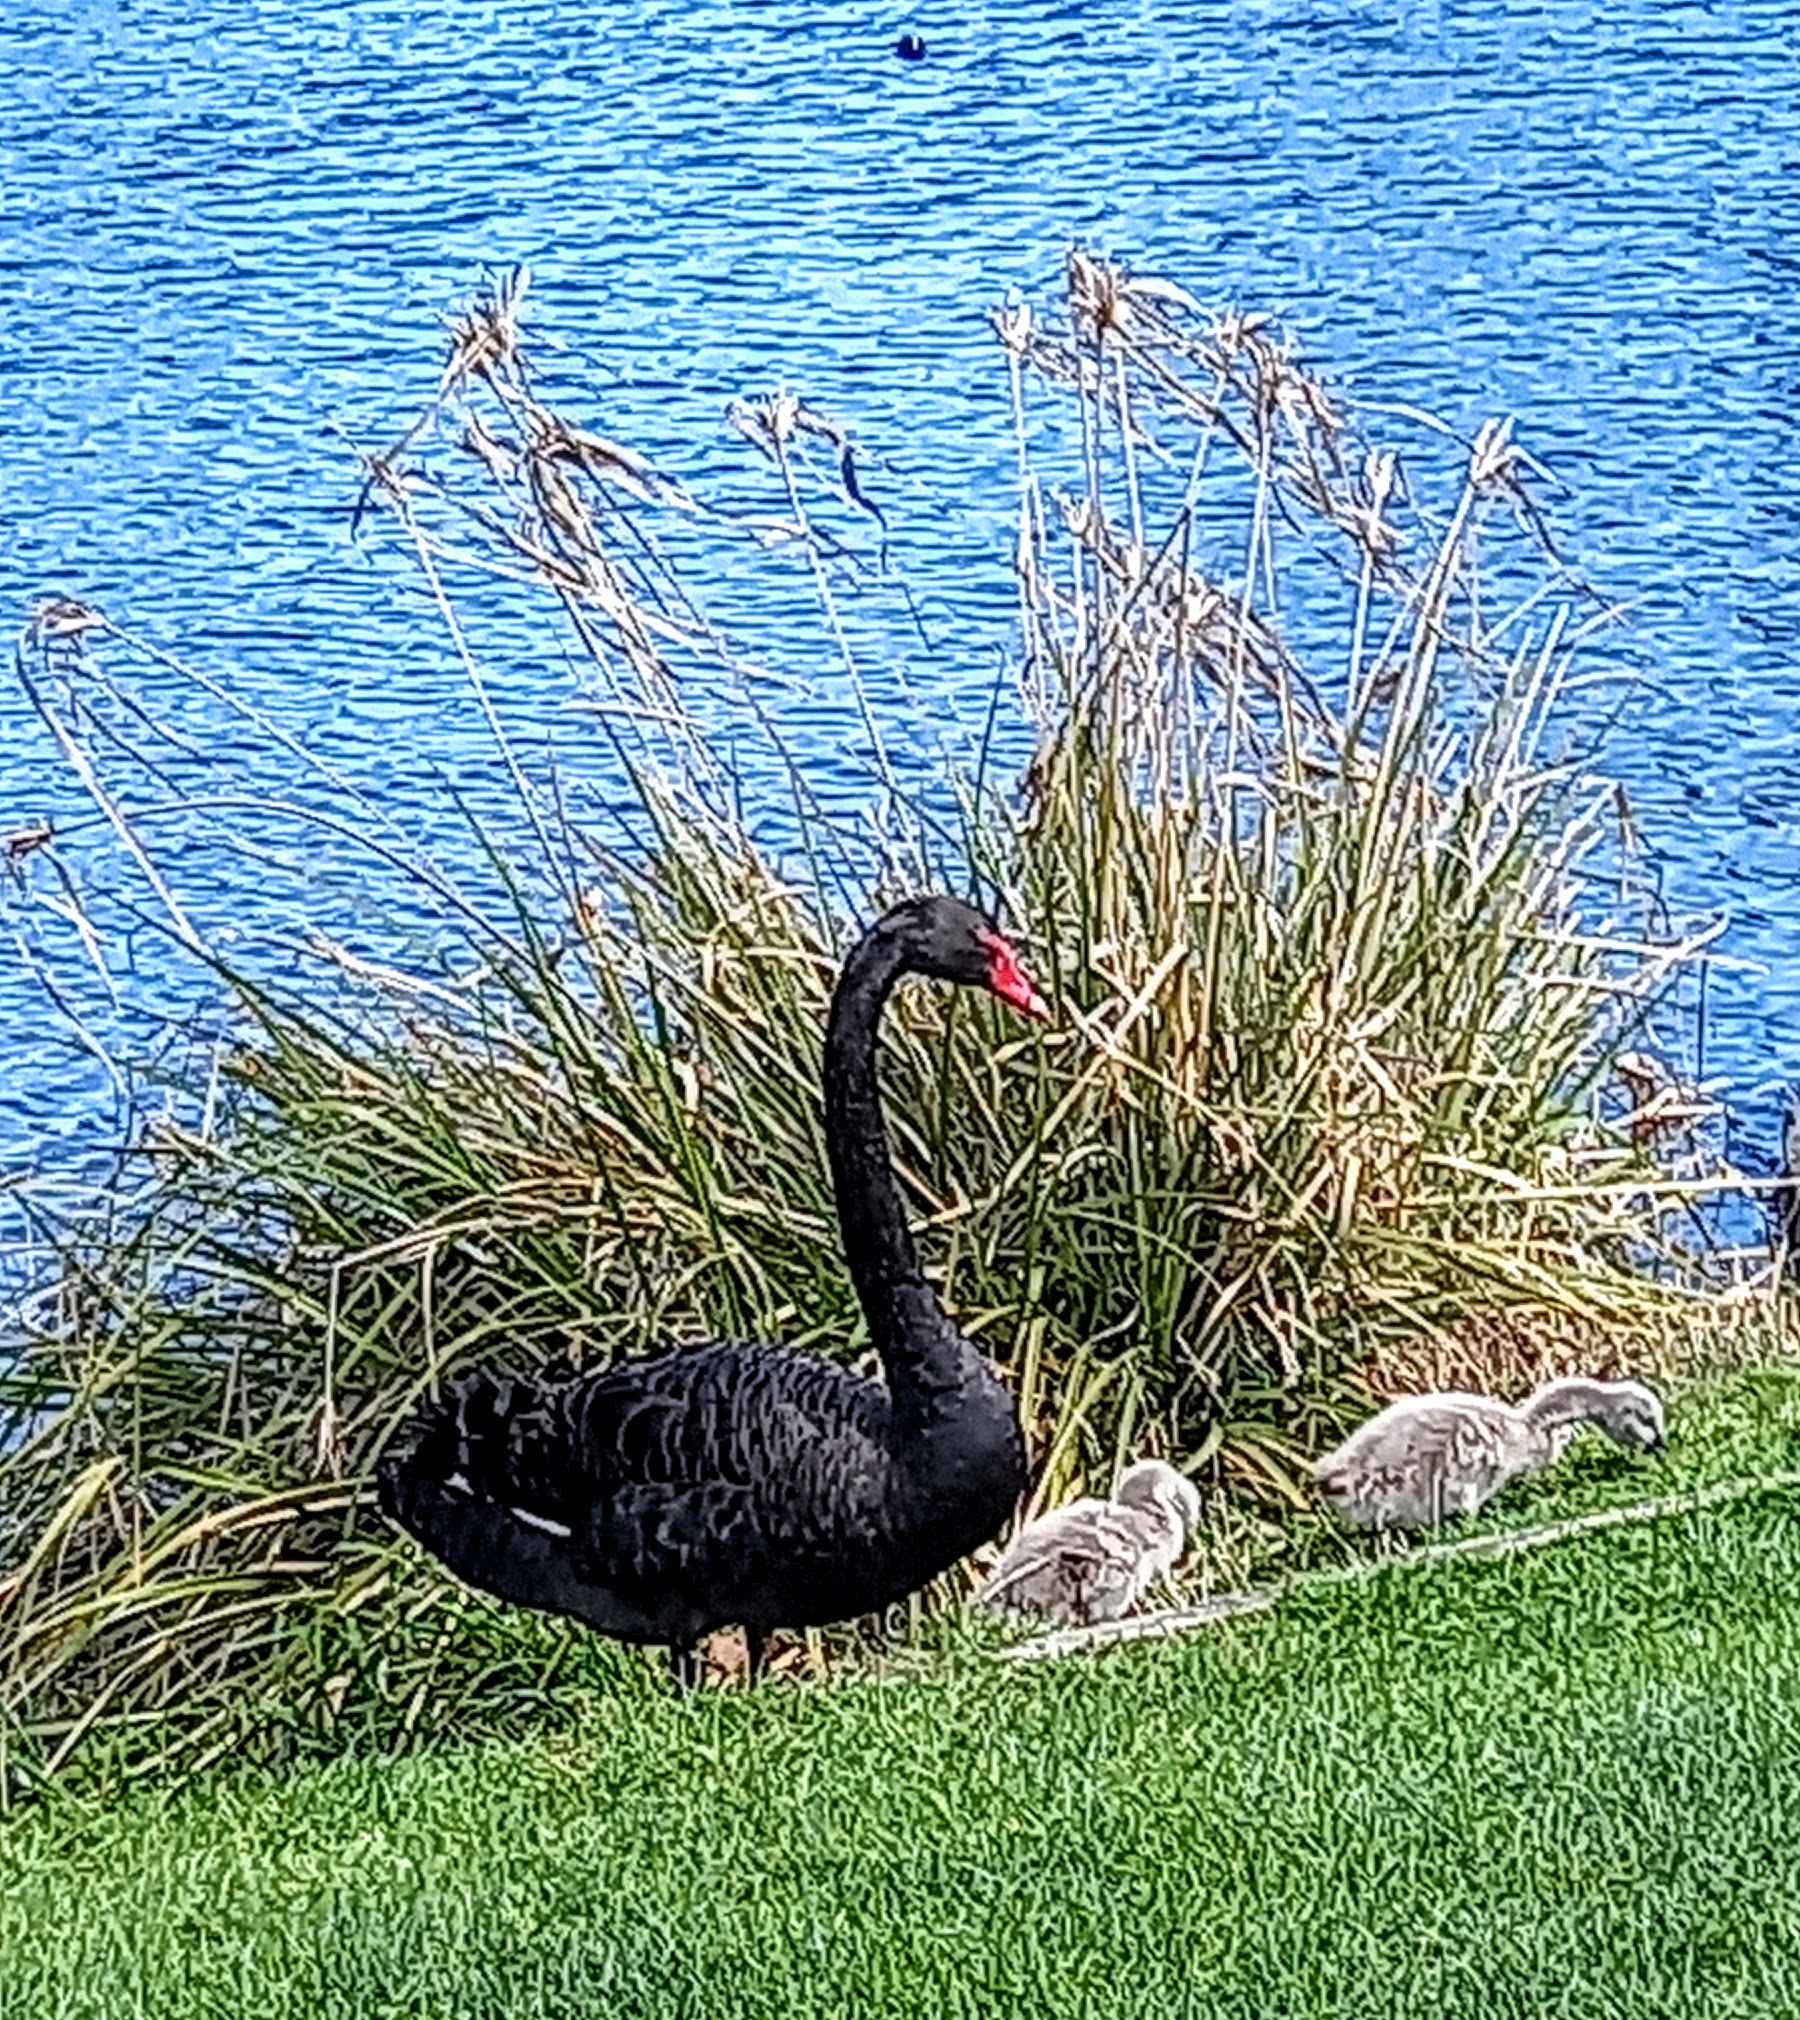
[1594,1378,1667,1452]
[1529,1374,1667,1453]
[1115,1459,1202,1545]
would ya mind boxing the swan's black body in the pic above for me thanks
[377,896,1044,1684]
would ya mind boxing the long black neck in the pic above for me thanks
[823,929,958,1404]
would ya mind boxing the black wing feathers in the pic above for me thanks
[383,1343,896,1634]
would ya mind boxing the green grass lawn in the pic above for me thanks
[6,1366,1800,2020]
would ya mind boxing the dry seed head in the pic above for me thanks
[1469,416,1526,495]
[307,1394,345,1478]
[992,301,1034,354]
[768,389,801,443]
[1213,1115,1257,1173]
[724,397,776,458]
[724,391,809,461]
[1057,492,1105,542]
[445,265,530,388]
[1066,246,1134,345]
[1213,308,1274,351]
[27,597,102,642]
[1353,449,1403,560]
[1178,581,1224,629]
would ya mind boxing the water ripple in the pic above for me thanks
[2,0,1797,1165]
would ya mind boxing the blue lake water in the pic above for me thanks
[2,0,1797,1195]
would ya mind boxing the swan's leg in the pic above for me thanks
[744,1627,768,1684]
[667,1644,700,1692]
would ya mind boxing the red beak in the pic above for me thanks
[980,931,1052,1022]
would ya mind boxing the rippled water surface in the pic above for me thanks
[2,0,1797,1175]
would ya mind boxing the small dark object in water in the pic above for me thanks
[895,32,927,60]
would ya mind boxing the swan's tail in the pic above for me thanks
[377,1366,580,1539]
[375,1380,661,1640]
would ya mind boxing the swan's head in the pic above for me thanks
[880,895,1050,1020]
[1115,1459,1203,1547]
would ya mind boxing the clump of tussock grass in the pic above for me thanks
[0,249,1752,1801]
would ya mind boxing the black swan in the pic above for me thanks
[377,894,1048,1686]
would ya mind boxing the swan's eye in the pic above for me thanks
[978,931,1051,1022]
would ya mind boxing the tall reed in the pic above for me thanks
[0,250,1729,1800]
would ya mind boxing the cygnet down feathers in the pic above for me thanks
[1311,1376,1666,1533]
[975,1459,1202,1628]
